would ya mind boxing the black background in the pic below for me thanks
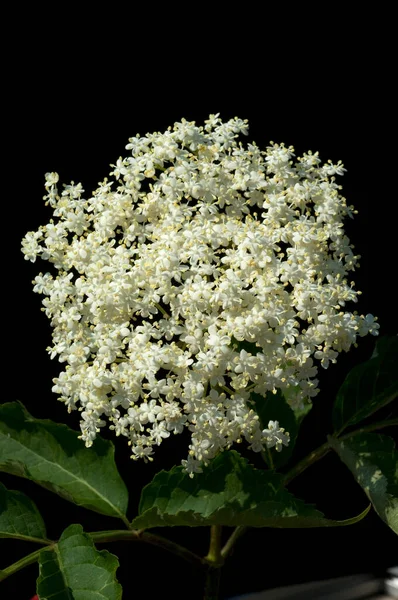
[2,12,397,599]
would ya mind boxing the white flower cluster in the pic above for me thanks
[22,114,379,475]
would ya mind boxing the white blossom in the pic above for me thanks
[22,115,378,475]
[262,421,290,452]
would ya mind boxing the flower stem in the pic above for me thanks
[154,302,170,318]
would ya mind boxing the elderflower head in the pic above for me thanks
[22,114,379,475]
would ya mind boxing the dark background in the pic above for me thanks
[2,14,397,599]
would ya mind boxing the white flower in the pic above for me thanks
[44,172,59,188]
[22,115,378,475]
[262,421,290,452]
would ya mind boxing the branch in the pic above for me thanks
[282,418,398,486]
[0,528,204,583]
[0,547,48,582]
[90,529,204,569]
[221,526,247,560]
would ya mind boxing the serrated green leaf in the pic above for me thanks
[329,433,398,535]
[333,335,398,434]
[131,450,369,529]
[36,524,122,600]
[249,391,299,468]
[0,402,128,521]
[0,482,47,541]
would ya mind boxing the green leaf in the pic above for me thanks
[329,433,398,535]
[333,335,398,434]
[249,390,299,468]
[0,402,128,521]
[131,450,369,529]
[0,482,47,541]
[36,524,122,600]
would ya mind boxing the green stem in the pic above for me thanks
[1,534,53,545]
[120,514,134,530]
[154,302,170,318]
[282,441,330,486]
[0,529,204,583]
[142,534,202,568]
[267,446,274,469]
[0,547,50,582]
[221,526,247,559]
[260,448,269,466]
[339,418,398,440]
[205,525,223,565]
[88,529,142,543]
[91,529,204,568]
[283,417,398,486]
[204,526,224,600]
[219,384,236,396]
[204,565,221,600]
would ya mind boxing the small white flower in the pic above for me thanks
[45,172,59,187]
[262,421,290,452]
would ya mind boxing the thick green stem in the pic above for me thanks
[205,525,223,564]
[204,526,224,600]
[204,565,221,600]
